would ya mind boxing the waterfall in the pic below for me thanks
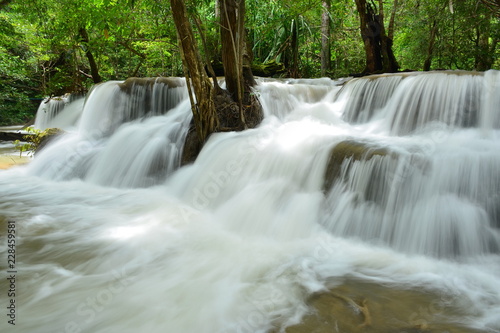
[337,74,404,123]
[78,77,187,136]
[322,144,500,257]
[34,95,71,130]
[337,71,499,134]
[27,77,191,187]
[1,71,499,333]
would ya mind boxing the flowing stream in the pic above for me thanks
[1,71,500,333]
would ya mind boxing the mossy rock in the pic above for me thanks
[251,60,286,77]
[324,140,388,192]
[34,128,65,153]
[13,127,65,155]
[118,77,185,94]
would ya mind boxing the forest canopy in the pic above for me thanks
[0,0,499,125]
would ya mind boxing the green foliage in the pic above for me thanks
[14,127,62,156]
[0,11,39,125]
[244,0,367,77]
[6,0,182,91]
[394,0,499,71]
[0,92,35,126]
[0,0,498,129]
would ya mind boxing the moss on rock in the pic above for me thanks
[118,77,184,93]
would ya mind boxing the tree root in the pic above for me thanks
[329,292,372,328]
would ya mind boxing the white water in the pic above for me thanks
[1,71,500,332]
[33,95,85,131]
[338,71,500,135]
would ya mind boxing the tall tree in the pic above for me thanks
[423,20,438,71]
[170,0,262,160]
[354,0,399,74]
[170,0,218,144]
[220,0,250,125]
[78,27,102,84]
[474,6,498,70]
[290,18,300,78]
[321,0,331,76]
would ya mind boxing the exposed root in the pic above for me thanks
[329,293,372,328]
[357,298,372,328]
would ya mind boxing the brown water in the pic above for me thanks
[282,280,484,333]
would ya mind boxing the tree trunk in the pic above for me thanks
[170,0,218,144]
[388,0,398,40]
[220,0,240,102]
[354,0,399,74]
[378,0,390,72]
[78,27,102,84]
[290,19,299,78]
[321,0,331,77]
[355,0,380,73]
[423,20,438,71]
[220,0,256,127]
[475,11,494,71]
[379,0,399,73]
[171,0,262,163]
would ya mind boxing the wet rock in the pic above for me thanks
[181,89,263,165]
[324,140,388,192]
[279,280,485,333]
[180,123,202,166]
[118,77,184,93]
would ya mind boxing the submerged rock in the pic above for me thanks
[280,280,484,333]
[323,140,388,192]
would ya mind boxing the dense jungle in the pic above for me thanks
[1,0,499,125]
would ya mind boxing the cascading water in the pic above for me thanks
[33,96,68,130]
[28,77,191,187]
[337,70,500,134]
[33,94,85,131]
[1,70,500,333]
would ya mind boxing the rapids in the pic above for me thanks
[1,71,500,332]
